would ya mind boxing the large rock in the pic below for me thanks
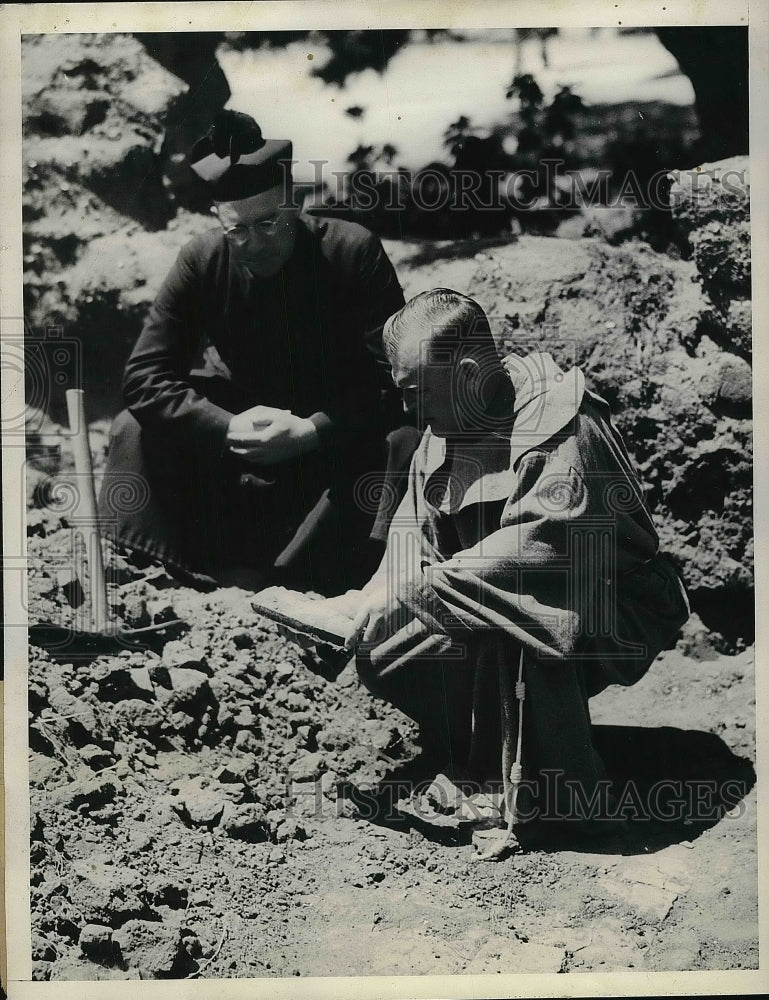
[69,869,149,928]
[689,219,751,291]
[698,352,752,416]
[112,919,194,978]
[669,157,751,359]
[79,923,119,964]
[668,157,749,242]
[22,34,186,229]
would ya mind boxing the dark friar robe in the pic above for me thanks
[357,352,689,825]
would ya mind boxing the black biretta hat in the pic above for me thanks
[188,110,293,202]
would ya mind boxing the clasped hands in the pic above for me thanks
[227,404,319,465]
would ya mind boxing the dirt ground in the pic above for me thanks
[25,447,757,981]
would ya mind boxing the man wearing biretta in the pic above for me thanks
[99,110,415,593]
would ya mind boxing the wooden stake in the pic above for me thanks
[65,389,108,632]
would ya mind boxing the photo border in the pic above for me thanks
[2,2,767,997]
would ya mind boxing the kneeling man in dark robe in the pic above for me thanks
[98,110,414,594]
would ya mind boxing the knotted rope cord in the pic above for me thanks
[474,645,526,861]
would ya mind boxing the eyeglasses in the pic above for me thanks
[222,215,283,247]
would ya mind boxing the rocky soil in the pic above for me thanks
[25,444,759,979]
[24,490,760,979]
[20,32,757,983]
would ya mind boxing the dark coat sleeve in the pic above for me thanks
[402,448,596,659]
[122,238,233,459]
[398,437,687,672]
[359,231,406,367]
[308,228,406,456]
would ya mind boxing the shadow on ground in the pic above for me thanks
[588,724,755,852]
[340,724,756,857]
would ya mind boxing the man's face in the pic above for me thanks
[391,334,466,437]
[212,186,298,278]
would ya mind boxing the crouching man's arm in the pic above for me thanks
[346,448,623,661]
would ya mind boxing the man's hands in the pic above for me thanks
[344,576,411,649]
[268,582,408,651]
[227,404,319,465]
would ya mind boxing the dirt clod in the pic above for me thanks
[113,920,194,978]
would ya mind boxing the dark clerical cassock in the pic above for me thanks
[99,213,407,593]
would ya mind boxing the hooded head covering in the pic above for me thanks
[188,110,293,202]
